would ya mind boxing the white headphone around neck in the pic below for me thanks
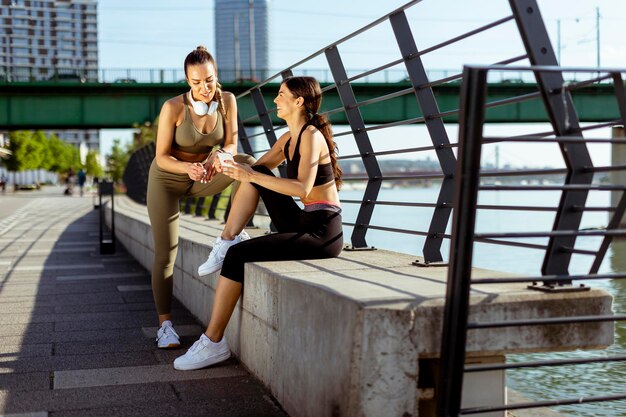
[188,90,219,116]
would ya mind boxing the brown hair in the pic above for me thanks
[184,45,227,119]
[282,76,342,189]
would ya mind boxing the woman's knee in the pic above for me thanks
[223,240,257,265]
[234,153,256,166]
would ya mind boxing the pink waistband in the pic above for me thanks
[304,200,341,207]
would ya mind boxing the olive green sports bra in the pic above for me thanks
[172,94,225,154]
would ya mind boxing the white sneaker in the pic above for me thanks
[173,334,231,371]
[156,320,180,349]
[197,231,249,276]
[238,230,251,241]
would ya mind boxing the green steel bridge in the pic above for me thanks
[0,80,616,129]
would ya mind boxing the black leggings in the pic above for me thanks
[220,165,344,283]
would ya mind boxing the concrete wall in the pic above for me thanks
[106,196,614,417]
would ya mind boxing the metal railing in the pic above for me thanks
[233,0,568,264]
[0,66,447,84]
[437,64,626,416]
[122,142,155,205]
[122,0,614,265]
[0,66,608,85]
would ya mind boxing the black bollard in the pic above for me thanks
[99,181,116,255]
[92,177,100,209]
[183,197,193,215]
[195,197,205,217]
[208,192,221,220]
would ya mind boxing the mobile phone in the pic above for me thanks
[217,152,234,165]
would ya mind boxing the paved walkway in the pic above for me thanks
[0,188,288,416]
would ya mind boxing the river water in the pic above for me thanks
[339,186,626,416]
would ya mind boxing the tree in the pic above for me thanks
[106,139,129,184]
[84,150,104,178]
[5,131,44,186]
[30,131,50,167]
[3,130,86,186]
[47,134,72,173]
[6,131,46,173]
[30,131,52,181]
[67,144,81,172]
[4,131,29,173]
[131,118,158,151]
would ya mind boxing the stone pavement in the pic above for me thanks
[0,189,288,417]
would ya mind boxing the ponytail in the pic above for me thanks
[214,84,228,120]
[308,112,343,190]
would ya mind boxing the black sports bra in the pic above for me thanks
[284,124,335,186]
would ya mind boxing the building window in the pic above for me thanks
[12,47,28,55]
[12,37,28,46]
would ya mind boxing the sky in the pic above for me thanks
[97,0,626,168]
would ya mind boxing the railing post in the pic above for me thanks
[183,197,193,215]
[510,0,593,280]
[236,115,255,156]
[98,180,116,255]
[610,74,626,230]
[612,130,626,227]
[587,122,626,273]
[208,193,221,220]
[92,177,100,209]
[437,66,487,417]
[194,197,205,217]
[249,87,286,177]
[326,46,382,249]
[390,11,456,264]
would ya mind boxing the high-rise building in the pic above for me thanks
[0,0,99,151]
[214,0,269,82]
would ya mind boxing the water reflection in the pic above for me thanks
[610,238,626,273]
[507,239,626,416]
[609,238,626,380]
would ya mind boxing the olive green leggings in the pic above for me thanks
[146,154,255,315]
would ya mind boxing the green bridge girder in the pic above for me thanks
[0,81,617,129]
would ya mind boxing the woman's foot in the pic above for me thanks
[173,334,231,371]
[156,320,180,349]
[197,231,250,276]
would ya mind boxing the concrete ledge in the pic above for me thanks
[106,196,614,417]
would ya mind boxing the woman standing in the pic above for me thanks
[174,76,344,370]
[148,46,253,349]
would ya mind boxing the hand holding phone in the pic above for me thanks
[217,151,234,166]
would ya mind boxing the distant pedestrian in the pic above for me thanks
[64,169,74,196]
[77,169,87,197]
[147,45,255,350]
[174,76,344,371]
[0,173,6,192]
